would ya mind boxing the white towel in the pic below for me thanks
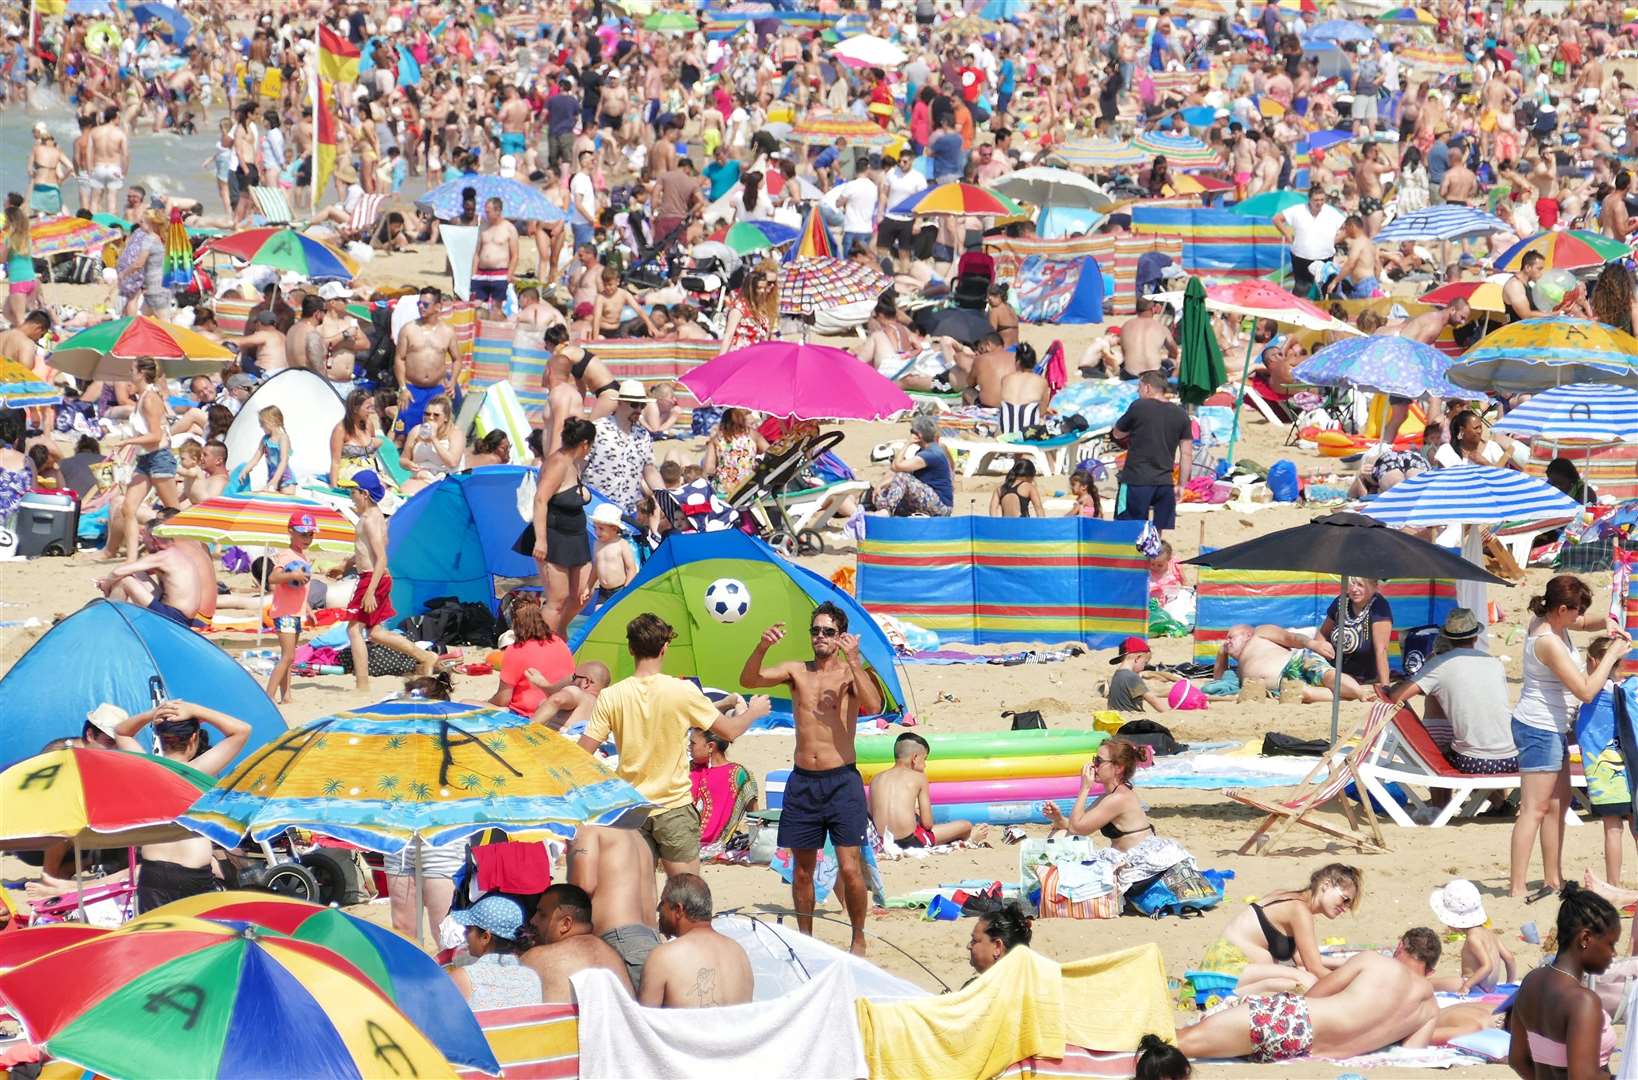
[571,960,868,1079]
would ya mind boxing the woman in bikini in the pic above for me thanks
[1197,863,1363,997]
[327,388,385,486]
[1042,738,1155,848]
[1506,884,1620,1078]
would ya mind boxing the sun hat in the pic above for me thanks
[1110,636,1151,664]
[339,470,386,503]
[591,503,624,528]
[1440,607,1483,641]
[614,379,648,403]
[318,281,353,300]
[287,511,317,534]
[451,895,525,939]
[1429,878,1487,929]
[85,703,129,740]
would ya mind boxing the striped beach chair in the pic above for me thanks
[248,186,295,226]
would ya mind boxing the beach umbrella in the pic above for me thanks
[1163,173,1236,196]
[1131,131,1222,171]
[28,215,122,257]
[681,340,912,421]
[1230,190,1307,217]
[789,111,897,147]
[1306,18,1375,42]
[721,220,800,255]
[161,208,194,290]
[1400,44,1467,73]
[778,257,892,317]
[642,10,699,32]
[153,491,355,554]
[89,212,131,232]
[138,892,499,1073]
[83,19,121,53]
[785,205,838,262]
[887,182,1025,217]
[198,227,356,281]
[1178,276,1226,407]
[1365,465,1582,527]
[0,925,106,973]
[1419,274,1511,313]
[1377,6,1439,24]
[0,747,214,850]
[131,2,190,41]
[1491,230,1633,272]
[1298,129,1356,158]
[1185,511,1508,740]
[416,175,566,223]
[1047,137,1147,170]
[831,33,907,67]
[48,315,232,382]
[1491,384,1638,442]
[0,917,457,1080]
[1448,316,1638,392]
[1294,335,1466,399]
[920,306,995,346]
[1372,205,1511,243]
[0,357,61,409]
[990,167,1113,211]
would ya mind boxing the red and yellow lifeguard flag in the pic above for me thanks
[317,25,360,85]
[314,79,339,202]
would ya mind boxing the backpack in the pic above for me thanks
[1117,718,1185,756]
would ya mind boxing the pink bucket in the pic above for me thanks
[1168,679,1208,710]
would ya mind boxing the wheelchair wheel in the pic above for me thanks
[796,529,826,556]
[768,531,798,558]
[247,862,320,902]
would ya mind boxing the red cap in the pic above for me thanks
[1110,636,1150,664]
[287,511,318,534]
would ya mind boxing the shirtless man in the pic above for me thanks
[1249,135,1281,196]
[968,332,1016,408]
[284,294,325,373]
[1503,250,1545,323]
[393,286,463,441]
[1213,622,1368,703]
[567,823,662,990]
[521,883,635,1001]
[638,874,754,1008]
[236,311,288,378]
[740,601,884,956]
[998,347,1052,433]
[1118,298,1178,379]
[1179,929,1441,1064]
[472,197,520,319]
[515,286,565,332]
[1353,144,1389,235]
[1602,171,1633,241]
[568,246,604,310]
[95,512,219,629]
[183,442,230,505]
[529,660,611,730]
[497,83,532,161]
[598,72,632,171]
[1438,141,1478,205]
[86,105,128,214]
[1333,215,1381,300]
[1391,297,1472,346]
[317,287,369,396]
[591,267,657,340]
[72,112,95,212]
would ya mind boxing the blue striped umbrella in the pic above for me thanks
[1131,131,1222,170]
[1491,384,1638,442]
[1372,206,1511,243]
[1305,18,1376,42]
[1047,137,1147,169]
[1294,335,1466,398]
[417,175,566,223]
[1364,465,1582,526]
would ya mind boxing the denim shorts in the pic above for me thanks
[134,447,178,479]
[1510,718,1567,774]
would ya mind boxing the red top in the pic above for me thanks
[499,637,575,717]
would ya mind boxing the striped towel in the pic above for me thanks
[475,380,534,463]
[584,338,723,405]
[211,297,259,336]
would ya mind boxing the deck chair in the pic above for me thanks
[1227,701,1395,855]
[248,186,295,226]
[1356,705,1587,828]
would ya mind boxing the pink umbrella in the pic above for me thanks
[679,341,913,421]
[1198,280,1362,336]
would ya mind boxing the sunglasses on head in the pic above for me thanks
[809,625,839,638]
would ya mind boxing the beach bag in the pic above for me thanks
[1038,863,1120,920]
[337,641,422,678]
[1127,862,1223,918]
[410,604,464,650]
[1019,835,1097,895]
[1117,718,1184,756]
[1005,709,1046,731]
[1266,459,1300,502]
[1261,732,1329,757]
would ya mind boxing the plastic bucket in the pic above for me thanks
[1168,679,1208,710]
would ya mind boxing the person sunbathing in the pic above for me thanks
[521,883,635,1002]
[1178,928,1442,1064]
[1196,863,1362,996]
[868,733,982,849]
[1213,623,1369,703]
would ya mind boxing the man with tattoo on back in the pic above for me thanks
[637,874,752,1008]
[566,823,661,990]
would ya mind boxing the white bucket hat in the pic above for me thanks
[1429,879,1487,930]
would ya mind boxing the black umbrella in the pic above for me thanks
[1184,512,1510,741]
[917,306,995,346]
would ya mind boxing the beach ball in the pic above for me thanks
[1536,268,1577,309]
[703,578,751,623]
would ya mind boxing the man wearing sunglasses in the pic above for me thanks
[739,602,883,957]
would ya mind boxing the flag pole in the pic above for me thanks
[310,24,320,214]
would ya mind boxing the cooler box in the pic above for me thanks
[14,491,78,556]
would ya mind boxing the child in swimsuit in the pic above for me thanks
[589,504,636,605]
[244,405,295,490]
[1427,878,1516,994]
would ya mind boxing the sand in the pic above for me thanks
[5,244,1610,1078]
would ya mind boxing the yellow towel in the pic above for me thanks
[855,946,1064,1080]
[1061,943,1176,1050]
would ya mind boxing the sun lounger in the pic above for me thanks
[1355,705,1585,828]
[944,428,1109,478]
[785,480,870,537]
[249,186,295,226]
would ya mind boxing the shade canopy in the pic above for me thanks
[1184,511,1509,584]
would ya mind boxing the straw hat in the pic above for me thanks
[614,379,648,403]
[1429,879,1487,930]
[85,703,129,740]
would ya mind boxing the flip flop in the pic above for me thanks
[1524,885,1555,904]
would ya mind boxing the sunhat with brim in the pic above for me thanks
[591,503,624,528]
[1440,607,1483,640]
[450,895,525,939]
[1429,878,1487,929]
[614,379,648,403]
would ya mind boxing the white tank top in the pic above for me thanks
[1514,627,1580,733]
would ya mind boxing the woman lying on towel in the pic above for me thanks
[689,728,759,862]
[1195,862,1363,997]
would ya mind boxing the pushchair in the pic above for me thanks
[725,429,850,557]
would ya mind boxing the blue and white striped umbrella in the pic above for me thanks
[1305,18,1376,43]
[417,175,566,223]
[1373,206,1511,243]
[1294,335,1465,398]
[1491,384,1638,442]
[1364,465,1582,526]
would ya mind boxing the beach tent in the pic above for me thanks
[0,600,286,770]
[225,368,344,488]
[1010,254,1104,324]
[570,530,907,716]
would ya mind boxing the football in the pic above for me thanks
[703,578,751,623]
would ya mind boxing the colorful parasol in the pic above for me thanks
[0,925,106,974]
[47,315,233,382]
[1371,205,1511,243]
[1377,6,1438,24]
[178,699,651,853]
[1047,137,1147,170]
[1420,274,1511,312]
[1131,131,1222,170]
[643,10,699,32]
[681,340,912,421]
[1229,190,1307,217]
[416,175,567,223]
[785,205,838,262]
[0,357,61,409]
[788,111,897,147]
[0,917,457,1080]
[1294,335,1466,399]
[1491,230,1633,272]
[152,491,356,553]
[28,215,122,257]
[720,219,801,255]
[886,182,1025,217]
[162,209,195,290]
[1449,317,1638,392]
[1167,280,1363,335]
[778,257,892,317]
[0,747,214,850]
[1399,44,1467,73]
[1163,173,1236,196]
[137,892,499,1073]
[1364,465,1582,527]
[198,227,357,281]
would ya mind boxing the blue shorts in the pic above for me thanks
[135,447,178,479]
[1511,718,1567,774]
[471,274,509,303]
[273,614,302,636]
[776,763,869,850]
[499,132,527,156]
[571,222,595,248]
[1117,483,1177,531]
[395,383,443,434]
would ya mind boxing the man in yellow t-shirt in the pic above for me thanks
[579,614,758,879]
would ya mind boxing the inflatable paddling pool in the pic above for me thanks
[858,752,1110,783]
[855,729,1107,764]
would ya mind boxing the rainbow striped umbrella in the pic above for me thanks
[48,315,233,382]
[0,747,214,850]
[721,219,801,255]
[887,181,1025,217]
[789,111,896,147]
[1449,316,1638,391]
[28,215,122,257]
[199,227,356,281]
[785,205,838,262]
[778,257,892,317]
[1047,137,1147,169]
[1400,44,1467,73]
[1131,131,1222,171]
[1492,230,1633,272]
[153,491,355,553]
[0,917,456,1080]
[0,356,60,409]
[162,208,195,290]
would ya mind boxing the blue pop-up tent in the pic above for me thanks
[0,600,286,769]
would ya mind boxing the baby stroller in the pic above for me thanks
[725,429,847,557]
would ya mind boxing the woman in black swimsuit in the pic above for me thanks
[1041,738,1155,850]
[1199,863,1363,997]
[516,417,597,636]
[989,459,1043,519]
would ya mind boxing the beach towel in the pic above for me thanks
[461,1003,579,1080]
[472,841,551,895]
[443,225,479,301]
[570,961,868,1079]
[1060,944,1176,1050]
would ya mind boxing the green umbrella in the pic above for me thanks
[1178,275,1225,407]
[643,11,698,32]
[1229,190,1307,217]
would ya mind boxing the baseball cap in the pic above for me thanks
[451,894,525,939]
[287,511,318,534]
[1110,636,1151,664]
[226,373,258,391]
[340,470,386,503]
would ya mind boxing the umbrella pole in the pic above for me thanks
[1329,575,1348,746]
[414,839,425,948]
[1224,322,1258,466]
[73,841,84,919]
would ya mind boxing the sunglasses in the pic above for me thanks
[809,626,839,638]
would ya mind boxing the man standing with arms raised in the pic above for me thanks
[740,601,883,956]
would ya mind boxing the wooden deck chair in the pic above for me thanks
[249,186,294,226]
[1227,701,1396,855]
